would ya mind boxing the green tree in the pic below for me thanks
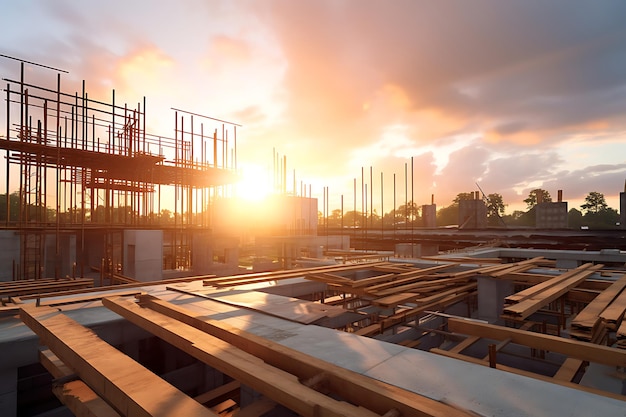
[436,193,475,226]
[567,208,584,229]
[397,201,420,225]
[453,192,475,204]
[524,189,552,210]
[0,192,20,222]
[486,193,506,225]
[436,204,458,226]
[580,191,608,214]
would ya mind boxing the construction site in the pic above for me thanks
[2,57,626,417]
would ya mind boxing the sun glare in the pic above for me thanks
[236,165,273,202]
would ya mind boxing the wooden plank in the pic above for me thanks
[503,267,601,319]
[378,291,473,334]
[0,279,93,297]
[598,285,626,330]
[505,263,594,305]
[553,358,585,382]
[490,264,536,278]
[132,294,472,417]
[40,349,74,379]
[373,276,472,297]
[414,283,477,305]
[102,297,380,417]
[40,349,121,417]
[38,290,143,307]
[206,262,391,287]
[194,380,241,405]
[19,275,211,300]
[429,348,626,401]
[366,264,460,293]
[20,305,215,417]
[572,274,626,331]
[447,317,626,367]
[372,292,420,308]
[448,336,481,354]
[53,380,122,417]
[351,273,398,288]
[235,397,277,417]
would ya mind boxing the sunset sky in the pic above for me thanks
[2,1,626,215]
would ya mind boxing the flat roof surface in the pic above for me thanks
[4,280,625,416]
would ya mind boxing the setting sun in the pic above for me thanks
[235,164,273,202]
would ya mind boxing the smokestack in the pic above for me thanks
[557,190,563,202]
[431,194,434,205]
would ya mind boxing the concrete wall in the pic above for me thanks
[44,234,76,279]
[191,231,214,275]
[477,276,514,323]
[458,200,487,229]
[619,193,626,230]
[536,202,568,229]
[123,230,163,281]
[395,243,439,258]
[422,204,437,228]
[0,231,19,281]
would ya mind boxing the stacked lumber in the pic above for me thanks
[502,264,602,320]
[617,320,626,349]
[570,274,626,342]
[203,261,390,288]
[0,278,93,303]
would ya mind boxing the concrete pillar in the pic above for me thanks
[422,204,437,228]
[123,230,163,281]
[477,276,514,323]
[458,200,487,229]
[619,192,626,229]
[192,232,214,275]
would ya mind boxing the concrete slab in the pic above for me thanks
[365,348,626,417]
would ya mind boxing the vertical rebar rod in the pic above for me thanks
[5,83,10,227]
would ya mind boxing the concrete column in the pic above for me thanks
[422,204,437,228]
[619,192,626,229]
[477,276,514,323]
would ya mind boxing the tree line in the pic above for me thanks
[321,189,620,230]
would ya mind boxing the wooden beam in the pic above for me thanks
[365,264,460,292]
[503,266,601,319]
[572,274,626,332]
[38,290,143,307]
[40,349,122,417]
[194,380,241,405]
[505,263,594,304]
[553,358,585,382]
[234,397,277,417]
[447,317,626,367]
[20,305,217,417]
[53,380,122,417]
[448,336,481,354]
[102,297,380,417]
[131,294,473,417]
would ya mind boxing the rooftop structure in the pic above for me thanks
[2,56,626,417]
[2,247,626,416]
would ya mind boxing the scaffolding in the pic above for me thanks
[1,57,239,280]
